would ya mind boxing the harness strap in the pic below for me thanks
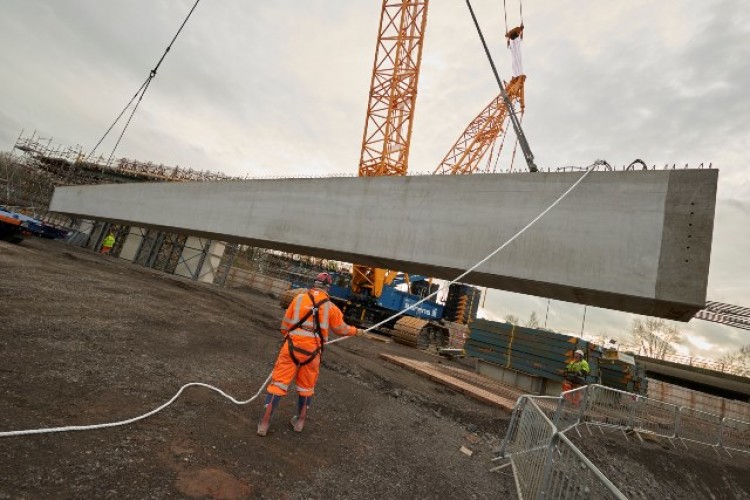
[286,337,319,367]
[284,292,330,366]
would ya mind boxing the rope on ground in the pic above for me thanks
[0,164,598,438]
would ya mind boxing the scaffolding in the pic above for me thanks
[0,130,249,217]
[0,130,349,290]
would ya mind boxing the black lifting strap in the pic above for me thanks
[285,292,329,366]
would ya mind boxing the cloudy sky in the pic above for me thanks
[1,1,748,359]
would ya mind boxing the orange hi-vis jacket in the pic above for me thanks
[280,289,356,347]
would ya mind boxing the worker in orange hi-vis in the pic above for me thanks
[257,272,365,436]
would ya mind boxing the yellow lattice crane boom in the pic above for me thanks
[434,75,525,174]
[357,0,428,178]
[435,25,528,175]
[353,0,429,296]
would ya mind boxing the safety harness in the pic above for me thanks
[284,292,329,367]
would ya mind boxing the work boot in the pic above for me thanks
[291,395,312,433]
[257,393,281,437]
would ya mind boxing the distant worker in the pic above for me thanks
[100,231,116,255]
[257,272,364,436]
[562,349,590,405]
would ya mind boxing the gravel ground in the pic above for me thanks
[0,238,511,499]
[2,237,748,499]
[571,429,750,499]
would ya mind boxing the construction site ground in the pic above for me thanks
[1,238,749,499]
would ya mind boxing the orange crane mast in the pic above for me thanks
[352,0,429,297]
[352,1,529,296]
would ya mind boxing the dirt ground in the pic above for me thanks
[1,238,511,499]
[572,430,750,499]
[1,238,749,499]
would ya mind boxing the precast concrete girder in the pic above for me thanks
[50,170,718,321]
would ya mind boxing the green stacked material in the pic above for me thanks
[599,354,648,395]
[466,319,601,383]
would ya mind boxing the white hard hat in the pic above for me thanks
[574,349,584,356]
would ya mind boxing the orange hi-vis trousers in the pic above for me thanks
[267,338,321,397]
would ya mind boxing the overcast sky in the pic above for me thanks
[1,1,748,359]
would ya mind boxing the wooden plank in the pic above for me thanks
[364,332,393,343]
[379,354,517,411]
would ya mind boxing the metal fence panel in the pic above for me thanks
[579,385,679,438]
[544,434,627,500]
[501,397,627,500]
[508,400,557,499]
[499,386,750,498]
[553,387,588,433]
[720,418,750,455]
[580,385,634,430]
[677,407,722,447]
[630,394,679,438]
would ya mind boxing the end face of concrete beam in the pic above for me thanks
[50,169,718,321]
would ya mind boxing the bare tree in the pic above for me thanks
[505,314,519,325]
[630,317,682,359]
[718,345,750,377]
[526,311,539,328]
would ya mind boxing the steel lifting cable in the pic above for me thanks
[502,0,524,33]
[490,120,511,173]
[0,163,598,438]
[508,112,524,172]
[503,0,509,34]
[86,0,202,163]
[468,0,536,171]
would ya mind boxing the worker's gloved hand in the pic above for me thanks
[356,328,367,337]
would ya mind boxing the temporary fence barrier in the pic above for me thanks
[580,385,679,439]
[496,384,750,499]
[720,417,750,457]
[676,407,722,448]
[497,395,627,499]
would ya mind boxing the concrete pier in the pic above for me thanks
[50,170,718,320]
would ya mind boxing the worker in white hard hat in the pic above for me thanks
[562,349,590,404]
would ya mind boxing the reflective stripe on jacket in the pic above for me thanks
[280,289,355,346]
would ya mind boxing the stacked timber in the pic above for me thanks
[466,319,601,383]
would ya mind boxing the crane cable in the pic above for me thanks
[86,0,202,164]
[0,163,598,438]
[502,0,524,34]
[503,0,508,34]
[508,112,524,173]
[468,0,536,171]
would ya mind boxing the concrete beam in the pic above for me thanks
[50,170,718,320]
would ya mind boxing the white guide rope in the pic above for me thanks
[1,166,594,438]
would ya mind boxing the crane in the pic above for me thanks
[352,1,532,296]
[351,0,429,299]
[436,17,532,174]
[287,0,534,349]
